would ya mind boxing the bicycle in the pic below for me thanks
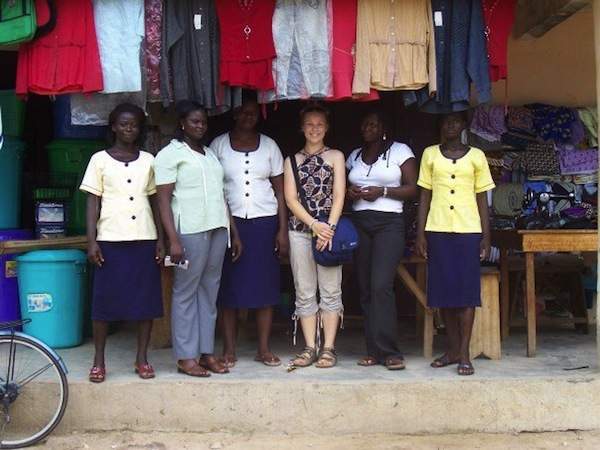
[0,319,68,449]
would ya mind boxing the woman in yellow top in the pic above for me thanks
[416,112,495,376]
[81,103,164,383]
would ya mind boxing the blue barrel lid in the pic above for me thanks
[0,229,33,242]
[16,249,86,263]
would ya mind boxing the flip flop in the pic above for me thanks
[134,362,156,379]
[89,365,106,383]
[357,356,378,366]
[384,356,406,371]
[430,354,459,368]
[177,362,211,378]
[254,353,282,367]
[220,354,237,369]
[457,362,475,376]
[199,357,230,374]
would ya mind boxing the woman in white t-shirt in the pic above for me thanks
[346,110,417,370]
[211,100,288,368]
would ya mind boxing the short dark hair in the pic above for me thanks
[174,100,207,141]
[299,103,330,126]
[107,103,146,146]
[441,111,468,127]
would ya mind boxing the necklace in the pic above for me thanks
[301,146,326,157]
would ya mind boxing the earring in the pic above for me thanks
[383,133,387,141]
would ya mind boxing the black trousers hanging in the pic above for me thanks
[352,210,405,363]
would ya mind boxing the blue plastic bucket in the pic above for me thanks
[17,250,87,348]
[0,230,33,323]
[0,137,25,229]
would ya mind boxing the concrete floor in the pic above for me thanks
[57,322,597,383]
[44,323,600,436]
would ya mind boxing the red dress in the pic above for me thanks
[216,0,276,91]
[16,0,103,95]
[328,0,378,102]
[483,0,516,82]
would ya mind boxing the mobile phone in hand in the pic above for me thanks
[164,256,189,270]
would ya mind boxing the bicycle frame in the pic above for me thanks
[0,331,68,375]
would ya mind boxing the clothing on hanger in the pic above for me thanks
[144,0,163,102]
[482,0,516,82]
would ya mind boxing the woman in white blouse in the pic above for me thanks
[346,110,417,370]
[211,100,288,368]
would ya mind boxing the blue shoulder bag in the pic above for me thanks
[290,154,359,267]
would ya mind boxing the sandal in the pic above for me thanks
[220,354,237,369]
[134,362,155,379]
[357,356,378,367]
[199,356,229,374]
[457,362,475,376]
[430,354,459,368]
[290,347,317,367]
[315,347,337,369]
[384,356,406,371]
[254,352,281,367]
[89,366,106,383]
[176,361,210,378]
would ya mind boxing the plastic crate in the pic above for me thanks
[46,140,104,188]
[0,90,25,137]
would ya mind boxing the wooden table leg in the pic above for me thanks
[525,252,536,357]
[416,263,433,359]
[500,249,510,340]
[151,266,173,349]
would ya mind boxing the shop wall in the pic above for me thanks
[491,9,596,107]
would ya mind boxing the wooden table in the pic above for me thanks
[492,229,598,357]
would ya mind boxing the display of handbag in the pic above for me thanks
[0,0,37,45]
[290,154,359,267]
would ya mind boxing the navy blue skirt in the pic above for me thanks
[92,241,163,321]
[218,216,281,309]
[426,232,482,308]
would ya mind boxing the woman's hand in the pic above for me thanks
[360,186,384,202]
[311,221,334,241]
[87,240,104,267]
[155,240,165,265]
[480,235,491,261]
[169,239,185,264]
[415,233,427,259]
[231,233,243,263]
[315,237,332,252]
[275,229,289,259]
[346,185,363,201]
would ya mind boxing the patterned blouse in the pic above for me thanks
[289,151,334,233]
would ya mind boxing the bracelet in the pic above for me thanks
[309,219,318,231]
[383,186,388,198]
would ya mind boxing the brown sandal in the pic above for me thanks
[89,365,106,383]
[291,347,317,367]
[357,356,378,366]
[315,347,337,369]
[199,356,229,374]
[384,356,406,371]
[177,361,210,378]
[254,352,281,367]
[220,354,237,369]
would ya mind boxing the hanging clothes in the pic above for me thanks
[161,0,234,113]
[93,0,145,94]
[419,0,491,114]
[482,0,516,82]
[352,0,437,95]
[16,0,103,95]
[259,0,332,103]
[328,0,378,101]
[216,0,276,91]
[144,0,163,102]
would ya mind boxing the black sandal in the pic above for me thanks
[430,353,459,368]
[457,362,475,376]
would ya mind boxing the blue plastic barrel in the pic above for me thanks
[17,250,87,348]
[0,137,25,229]
[0,230,33,323]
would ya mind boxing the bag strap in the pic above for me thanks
[289,154,310,214]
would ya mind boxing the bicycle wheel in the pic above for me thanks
[0,334,68,449]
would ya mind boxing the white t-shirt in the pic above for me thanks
[346,141,415,213]
[211,133,284,219]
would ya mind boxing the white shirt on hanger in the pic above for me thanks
[211,133,284,219]
[346,141,415,214]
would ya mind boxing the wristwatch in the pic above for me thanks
[328,223,337,231]
[383,186,388,198]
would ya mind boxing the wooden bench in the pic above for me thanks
[470,267,501,360]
